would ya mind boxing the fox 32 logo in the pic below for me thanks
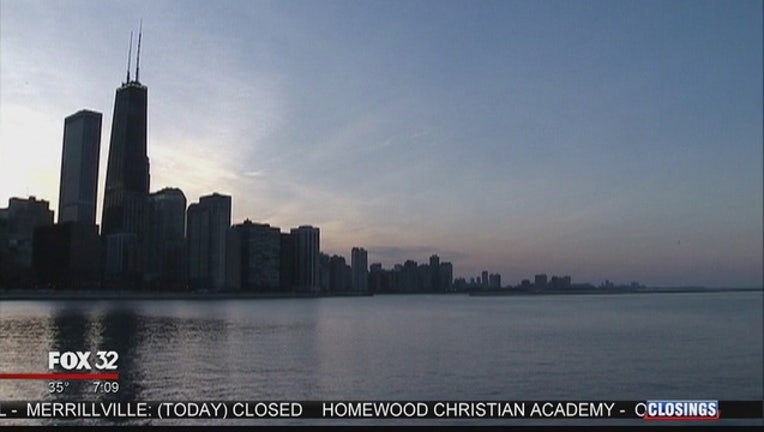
[48,351,119,371]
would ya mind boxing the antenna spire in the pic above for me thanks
[135,19,142,83]
[126,31,133,83]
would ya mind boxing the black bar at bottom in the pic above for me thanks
[0,400,760,420]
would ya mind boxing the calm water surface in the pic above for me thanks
[0,291,761,425]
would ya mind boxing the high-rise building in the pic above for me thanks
[32,222,102,291]
[0,197,54,288]
[58,110,102,225]
[351,247,368,292]
[318,252,330,292]
[187,193,231,291]
[290,225,319,292]
[440,261,453,292]
[328,254,351,292]
[146,188,187,290]
[400,260,418,292]
[489,273,501,289]
[101,30,150,288]
[226,220,281,292]
[429,254,441,292]
[534,273,548,288]
[279,232,294,292]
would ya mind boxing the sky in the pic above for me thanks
[0,0,761,287]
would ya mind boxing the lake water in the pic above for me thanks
[0,291,761,425]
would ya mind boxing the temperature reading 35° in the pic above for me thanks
[48,381,69,393]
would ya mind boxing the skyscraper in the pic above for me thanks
[58,110,102,225]
[291,225,319,292]
[187,193,231,291]
[226,220,281,292]
[351,247,368,292]
[146,187,187,290]
[429,254,441,292]
[101,29,149,288]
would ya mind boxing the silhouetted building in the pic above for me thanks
[146,188,186,290]
[279,233,294,292]
[0,197,54,288]
[535,273,548,288]
[440,261,454,291]
[369,263,383,292]
[318,252,330,292]
[32,222,102,290]
[351,247,368,292]
[328,254,351,292]
[368,263,397,293]
[226,220,281,292]
[291,225,319,292]
[187,193,231,291]
[489,273,501,289]
[400,260,418,292]
[429,254,441,292]
[58,110,102,225]
[418,264,432,291]
[549,275,572,290]
[481,270,489,287]
[102,36,150,289]
[453,277,468,292]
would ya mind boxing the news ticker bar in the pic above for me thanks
[0,401,761,420]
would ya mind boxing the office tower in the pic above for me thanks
[279,232,294,292]
[400,259,418,292]
[226,220,281,292]
[58,110,102,225]
[329,254,350,292]
[351,247,368,292]
[369,263,383,292]
[318,252,330,292]
[187,193,231,291]
[146,187,187,290]
[290,225,319,292]
[489,273,501,289]
[0,197,54,274]
[33,222,102,290]
[418,263,432,291]
[429,254,441,292]
[440,261,453,292]
[481,270,489,287]
[535,273,548,288]
[101,29,149,288]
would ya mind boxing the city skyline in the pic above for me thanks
[1,0,762,287]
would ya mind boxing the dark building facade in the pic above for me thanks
[290,225,319,292]
[279,233,294,292]
[351,247,368,292]
[146,187,187,290]
[329,254,351,292]
[0,197,54,288]
[226,220,281,292]
[187,193,231,291]
[58,110,102,225]
[32,222,102,290]
[101,45,150,288]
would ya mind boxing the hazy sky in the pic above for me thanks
[1,0,761,287]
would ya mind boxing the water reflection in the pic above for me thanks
[0,292,761,426]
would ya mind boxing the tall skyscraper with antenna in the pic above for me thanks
[102,24,150,289]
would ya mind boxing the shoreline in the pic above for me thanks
[0,286,760,301]
[468,286,763,297]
